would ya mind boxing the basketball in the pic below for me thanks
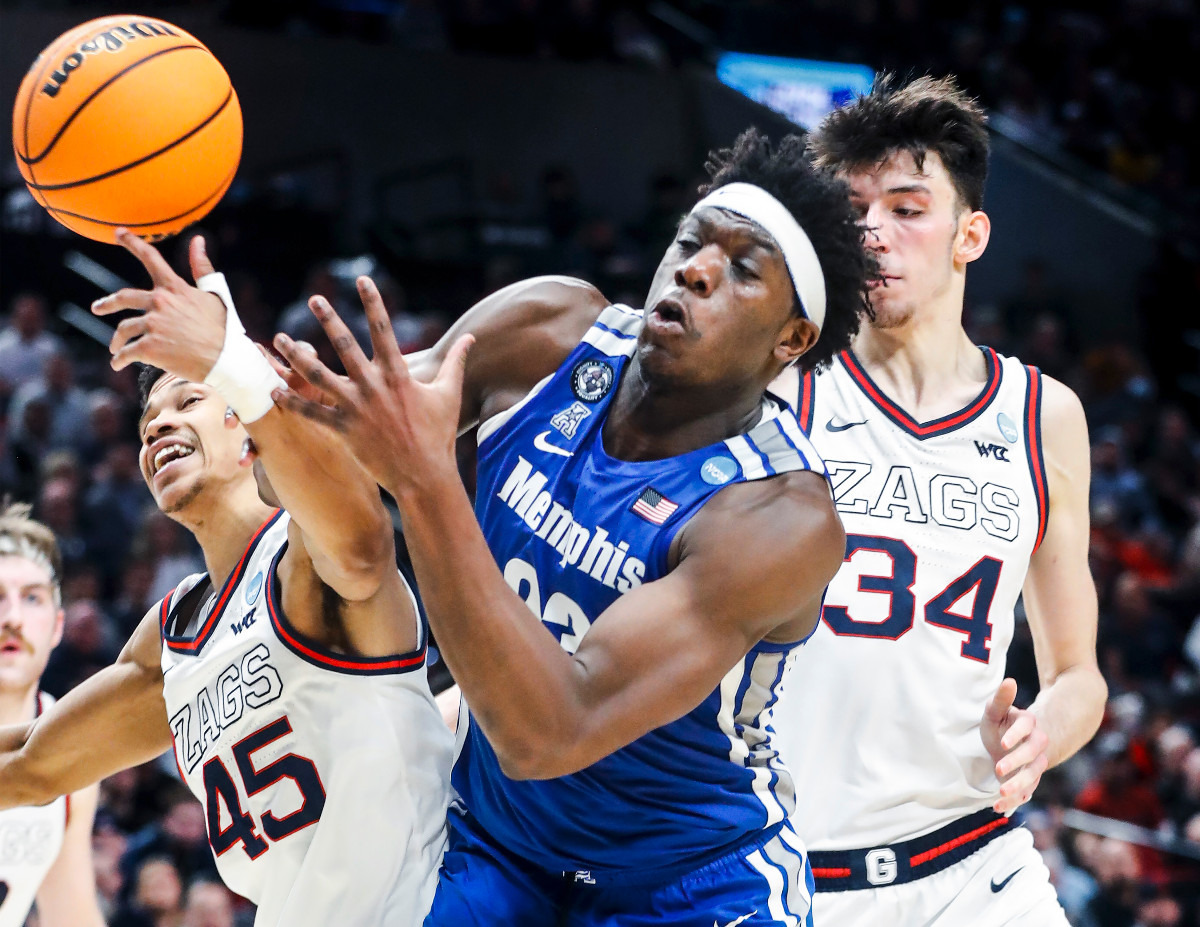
[11,16,242,244]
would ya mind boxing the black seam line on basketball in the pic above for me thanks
[20,43,207,166]
[25,86,233,192]
[43,162,237,228]
[21,29,69,209]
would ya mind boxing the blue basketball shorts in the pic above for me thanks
[424,811,815,927]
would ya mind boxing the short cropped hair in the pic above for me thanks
[701,128,876,373]
[810,74,989,213]
[0,501,63,606]
[137,364,168,409]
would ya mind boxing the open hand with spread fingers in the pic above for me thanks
[90,228,228,379]
[981,677,1050,816]
[270,275,474,498]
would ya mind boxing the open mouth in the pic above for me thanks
[648,297,687,333]
[150,439,196,478]
[0,639,26,656]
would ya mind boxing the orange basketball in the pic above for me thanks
[11,15,242,244]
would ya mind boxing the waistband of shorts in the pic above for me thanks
[556,820,789,889]
[808,809,1021,891]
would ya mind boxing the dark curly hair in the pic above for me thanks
[701,128,876,373]
[810,74,989,212]
[137,364,168,408]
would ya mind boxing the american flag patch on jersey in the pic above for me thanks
[631,487,678,524]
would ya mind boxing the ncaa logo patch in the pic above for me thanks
[996,412,1018,444]
[245,571,263,605]
[700,456,738,485]
[571,360,614,403]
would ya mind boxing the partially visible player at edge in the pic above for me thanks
[0,504,105,927]
[0,232,452,927]
[769,76,1106,926]
[271,131,874,927]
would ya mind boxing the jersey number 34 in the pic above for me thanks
[822,534,1002,663]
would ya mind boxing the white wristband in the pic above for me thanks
[196,272,286,424]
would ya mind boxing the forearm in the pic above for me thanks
[0,721,34,754]
[249,407,391,596]
[0,662,170,808]
[394,467,583,772]
[1030,662,1107,768]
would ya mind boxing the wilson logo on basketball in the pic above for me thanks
[39,20,180,98]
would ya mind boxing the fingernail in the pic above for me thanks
[275,333,291,347]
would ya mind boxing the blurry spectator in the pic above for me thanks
[1075,732,1165,830]
[85,443,153,575]
[0,291,63,396]
[111,559,158,639]
[94,819,129,920]
[1154,726,1196,828]
[134,511,204,604]
[1083,838,1142,927]
[121,784,219,897]
[1144,407,1200,536]
[1134,894,1183,927]
[36,475,90,571]
[113,856,185,927]
[7,396,52,497]
[1100,572,1180,686]
[82,390,134,470]
[1027,807,1098,922]
[1091,428,1159,534]
[40,599,120,694]
[7,350,94,453]
[181,880,236,927]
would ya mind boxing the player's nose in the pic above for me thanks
[862,203,891,252]
[674,245,722,296]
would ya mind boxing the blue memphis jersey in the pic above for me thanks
[455,303,827,874]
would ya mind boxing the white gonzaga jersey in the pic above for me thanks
[0,694,65,927]
[159,511,453,927]
[771,348,1049,850]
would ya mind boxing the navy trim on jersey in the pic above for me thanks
[264,543,426,675]
[1024,366,1050,553]
[839,347,1003,440]
[163,510,283,655]
[798,369,816,433]
[808,809,1019,890]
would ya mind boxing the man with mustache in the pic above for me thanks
[0,502,105,927]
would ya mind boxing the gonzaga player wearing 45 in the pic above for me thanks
[0,231,452,926]
[273,131,874,927]
[0,505,104,927]
[770,77,1107,926]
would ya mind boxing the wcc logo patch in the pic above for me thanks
[571,360,614,403]
[975,441,1011,462]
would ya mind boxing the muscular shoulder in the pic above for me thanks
[1038,374,1090,488]
[679,471,843,582]
[468,276,611,425]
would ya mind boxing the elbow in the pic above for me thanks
[494,738,567,781]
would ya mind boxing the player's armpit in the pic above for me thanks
[34,782,106,927]
[0,609,171,809]
[1021,376,1106,767]
[405,276,608,431]
[476,471,844,780]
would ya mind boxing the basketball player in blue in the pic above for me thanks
[272,132,875,926]
[770,77,1107,925]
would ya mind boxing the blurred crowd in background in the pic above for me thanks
[4,1,1200,926]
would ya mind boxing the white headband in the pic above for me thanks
[690,182,826,331]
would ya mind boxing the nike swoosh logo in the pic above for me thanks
[715,912,757,927]
[990,867,1023,892]
[534,430,573,457]
[825,418,867,433]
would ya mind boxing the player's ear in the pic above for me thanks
[51,608,64,649]
[776,316,819,367]
[954,209,990,266]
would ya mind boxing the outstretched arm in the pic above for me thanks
[0,609,170,809]
[35,782,107,927]
[272,293,845,778]
[982,376,1106,814]
[91,232,410,654]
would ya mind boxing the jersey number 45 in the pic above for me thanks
[202,715,326,858]
[822,534,1002,663]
